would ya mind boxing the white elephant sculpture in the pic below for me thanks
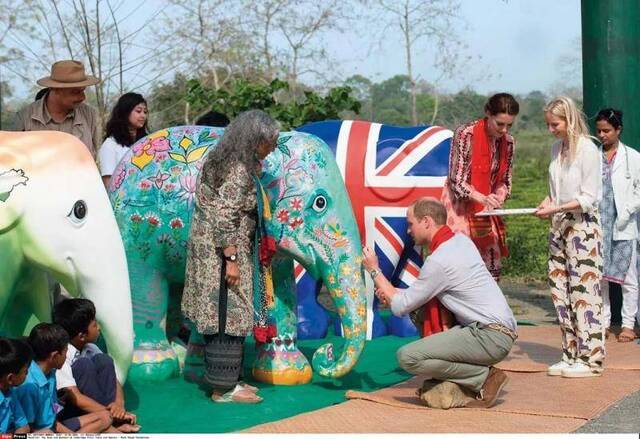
[0,131,133,382]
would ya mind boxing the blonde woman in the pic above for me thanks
[535,96,604,378]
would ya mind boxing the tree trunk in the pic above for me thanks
[402,3,417,125]
[430,92,439,125]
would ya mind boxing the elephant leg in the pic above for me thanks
[127,258,178,381]
[389,314,418,337]
[296,273,330,339]
[253,255,312,385]
[166,283,186,342]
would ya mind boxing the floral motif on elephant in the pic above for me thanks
[131,130,171,170]
[110,126,367,383]
[110,127,221,265]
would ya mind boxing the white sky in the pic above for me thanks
[3,0,582,101]
[324,0,581,94]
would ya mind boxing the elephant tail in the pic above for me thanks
[311,327,366,378]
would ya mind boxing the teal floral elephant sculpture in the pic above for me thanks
[108,126,367,383]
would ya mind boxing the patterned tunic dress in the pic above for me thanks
[181,159,258,337]
[440,119,515,279]
[600,152,633,283]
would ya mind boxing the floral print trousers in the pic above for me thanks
[548,211,605,370]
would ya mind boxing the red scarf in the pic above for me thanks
[467,118,509,256]
[421,225,455,337]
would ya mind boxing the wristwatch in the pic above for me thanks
[224,253,238,262]
[369,268,380,279]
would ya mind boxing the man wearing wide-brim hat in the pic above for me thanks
[15,60,101,158]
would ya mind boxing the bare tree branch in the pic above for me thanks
[365,0,465,125]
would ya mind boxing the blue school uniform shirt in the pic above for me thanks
[13,361,60,430]
[0,387,28,433]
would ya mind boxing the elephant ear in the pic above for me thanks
[0,148,29,232]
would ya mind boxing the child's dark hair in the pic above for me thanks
[28,323,69,361]
[0,337,33,376]
[53,298,96,339]
[596,108,623,130]
[196,111,230,127]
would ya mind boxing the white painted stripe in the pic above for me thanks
[400,270,418,286]
[388,128,453,177]
[374,126,439,173]
[293,261,306,283]
[366,175,447,188]
[364,123,383,187]
[335,120,352,180]
[373,231,401,268]
[364,205,378,340]
[376,216,405,254]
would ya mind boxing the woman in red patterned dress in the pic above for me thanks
[441,93,520,281]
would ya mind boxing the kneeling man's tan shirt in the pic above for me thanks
[14,97,99,158]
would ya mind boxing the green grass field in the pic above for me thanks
[502,130,552,280]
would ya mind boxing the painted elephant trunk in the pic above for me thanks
[60,185,134,384]
[311,263,367,378]
[69,255,133,383]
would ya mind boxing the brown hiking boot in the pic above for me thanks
[417,380,475,409]
[465,367,508,408]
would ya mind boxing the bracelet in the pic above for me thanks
[369,268,380,279]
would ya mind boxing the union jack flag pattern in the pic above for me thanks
[296,120,453,339]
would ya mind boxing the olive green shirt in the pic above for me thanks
[14,97,99,158]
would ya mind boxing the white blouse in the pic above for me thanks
[548,136,602,213]
[98,136,130,176]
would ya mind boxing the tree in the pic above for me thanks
[515,90,548,132]
[163,0,264,91]
[242,0,355,90]
[343,74,373,120]
[0,0,37,129]
[370,74,412,125]
[275,0,347,87]
[365,0,465,125]
[246,0,290,80]
[184,77,361,130]
[549,36,582,101]
[2,0,169,126]
[435,88,486,128]
[146,73,193,129]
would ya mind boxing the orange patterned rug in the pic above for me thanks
[245,326,640,433]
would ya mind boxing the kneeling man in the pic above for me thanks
[362,197,516,408]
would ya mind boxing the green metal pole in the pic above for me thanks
[582,0,640,150]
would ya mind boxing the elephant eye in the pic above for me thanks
[68,200,87,224]
[312,195,327,213]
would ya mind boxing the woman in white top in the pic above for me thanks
[98,92,149,186]
[595,108,640,343]
[535,96,604,378]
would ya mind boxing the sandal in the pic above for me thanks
[605,327,614,340]
[238,381,259,393]
[617,328,637,343]
[211,384,263,404]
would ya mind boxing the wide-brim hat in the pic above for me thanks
[37,60,100,88]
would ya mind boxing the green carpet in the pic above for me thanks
[124,333,415,433]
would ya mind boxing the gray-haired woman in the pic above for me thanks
[182,110,278,403]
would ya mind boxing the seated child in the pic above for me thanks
[54,299,140,433]
[13,323,111,433]
[0,338,31,434]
